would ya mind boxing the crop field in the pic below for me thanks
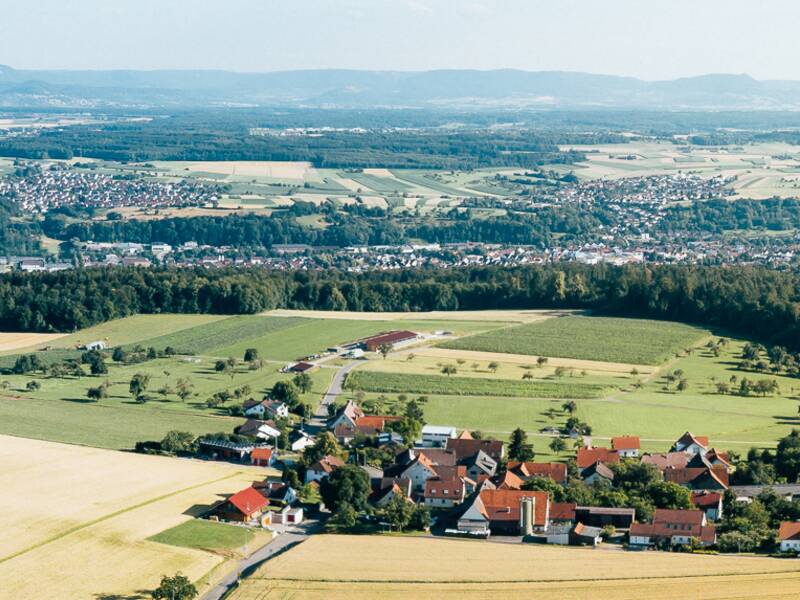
[228,535,800,600]
[345,370,613,399]
[0,332,67,353]
[558,140,800,200]
[19,313,228,354]
[441,316,708,365]
[0,435,270,599]
[264,308,568,323]
[130,315,308,355]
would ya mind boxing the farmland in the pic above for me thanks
[441,316,709,365]
[228,535,800,600]
[345,370,613,399]
[0,435,271,599]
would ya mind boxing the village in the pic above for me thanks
[142,329,800,560]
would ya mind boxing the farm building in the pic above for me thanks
[629,509,716,548]
[288,361,316,373]
[418,425,457,448]
[359,330,419,352]
[210,486,269,522]
[456,489,550,536]
[84,340,108,351]
[250,447,275,467]
[611,435,640,458]
[199,439,264,462]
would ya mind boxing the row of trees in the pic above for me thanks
[1,264,799,353]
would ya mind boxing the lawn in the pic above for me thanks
[149,519,255,551]
[441,316,709,365]
[345,370,613,399]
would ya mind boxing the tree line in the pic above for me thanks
[0,264,798,351]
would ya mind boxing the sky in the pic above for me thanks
[1,0,800,80]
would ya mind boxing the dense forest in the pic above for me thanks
[1,264,798,351]
[0,116,596,168]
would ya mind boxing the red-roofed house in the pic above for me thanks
[576,447,620,469]
[664,466,729,491]
[305,455,345,483]
[424,476,471,508]
[507,461,568,485]
[779,521,800,553]
[691,491,723,521]
[641,452,689,471]
[629,508,716,548]
[211,487,269,522]
[611,436,641,458]
[456,489,550,536]
[250,447,275,467]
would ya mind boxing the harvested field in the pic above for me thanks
[0,435,270,599]
[168,160,315,179]
[264,308,571,323]
[0,332,67,352]
[228,535,800,599]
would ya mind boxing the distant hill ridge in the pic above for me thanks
[2,65,800,109]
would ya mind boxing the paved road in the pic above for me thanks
[308,361,360,434]
[201,521,321,600]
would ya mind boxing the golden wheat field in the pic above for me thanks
[227,535,800,600]
[0,435,271,599]
[0,332,67,352]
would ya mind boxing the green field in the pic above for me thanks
[149,519,255,551]
[128,315,307,355]
[441,316,709,365]
[345,370,613,399]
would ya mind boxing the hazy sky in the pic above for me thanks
[2,0,799,80]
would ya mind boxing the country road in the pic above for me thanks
[308,360,360,434]
[201,521,322,600]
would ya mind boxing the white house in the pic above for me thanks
[611,436,640,458]
[244,399,289,419]
[671,431,709,455]
[400,453,439,493]
[305,455,345,483]
[418,425,457,448]
[289,430,315,452]
[84,340,108,351]
[779,522,800,553]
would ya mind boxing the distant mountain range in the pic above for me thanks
[3,65,800,110]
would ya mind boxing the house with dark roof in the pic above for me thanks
[369,477,413,507]
[581,461,615,485]
[671,431,710,455]
[446,437,505,462]
[210,487,269,522]
[779,521,800,553]
[424,475,472,508]
[234,418,280,440]
[629,508,716,548]
[664,465,729,491]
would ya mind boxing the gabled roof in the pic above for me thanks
[508,461,568,484]
[480,489,549,526]
[496,470,525,490]
[653,508,705,527]
[664,466,729,490]
[416,449,457,466]
[456,430,474,440]
[641,452,688,471]
[691,491,723,509]
[705,448,733,469]
[251,447,273,461]
[778,521,800,541]
[672,431,709,451]
[611,436,640,451]
[227,487,269,515]
[582,461,615,481]
[576,447,620,469]
[425,476,468,499]
[308,455,345,474]
[446,438,504,461]
[235,418,278,437]
[463,449,497,475]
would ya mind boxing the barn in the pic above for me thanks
[360,331,419,352]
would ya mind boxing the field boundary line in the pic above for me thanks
[0,470,246,565]
[249,569,800,585]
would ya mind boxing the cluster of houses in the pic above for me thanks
[191,393,800,554]
[0,163,217,214]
